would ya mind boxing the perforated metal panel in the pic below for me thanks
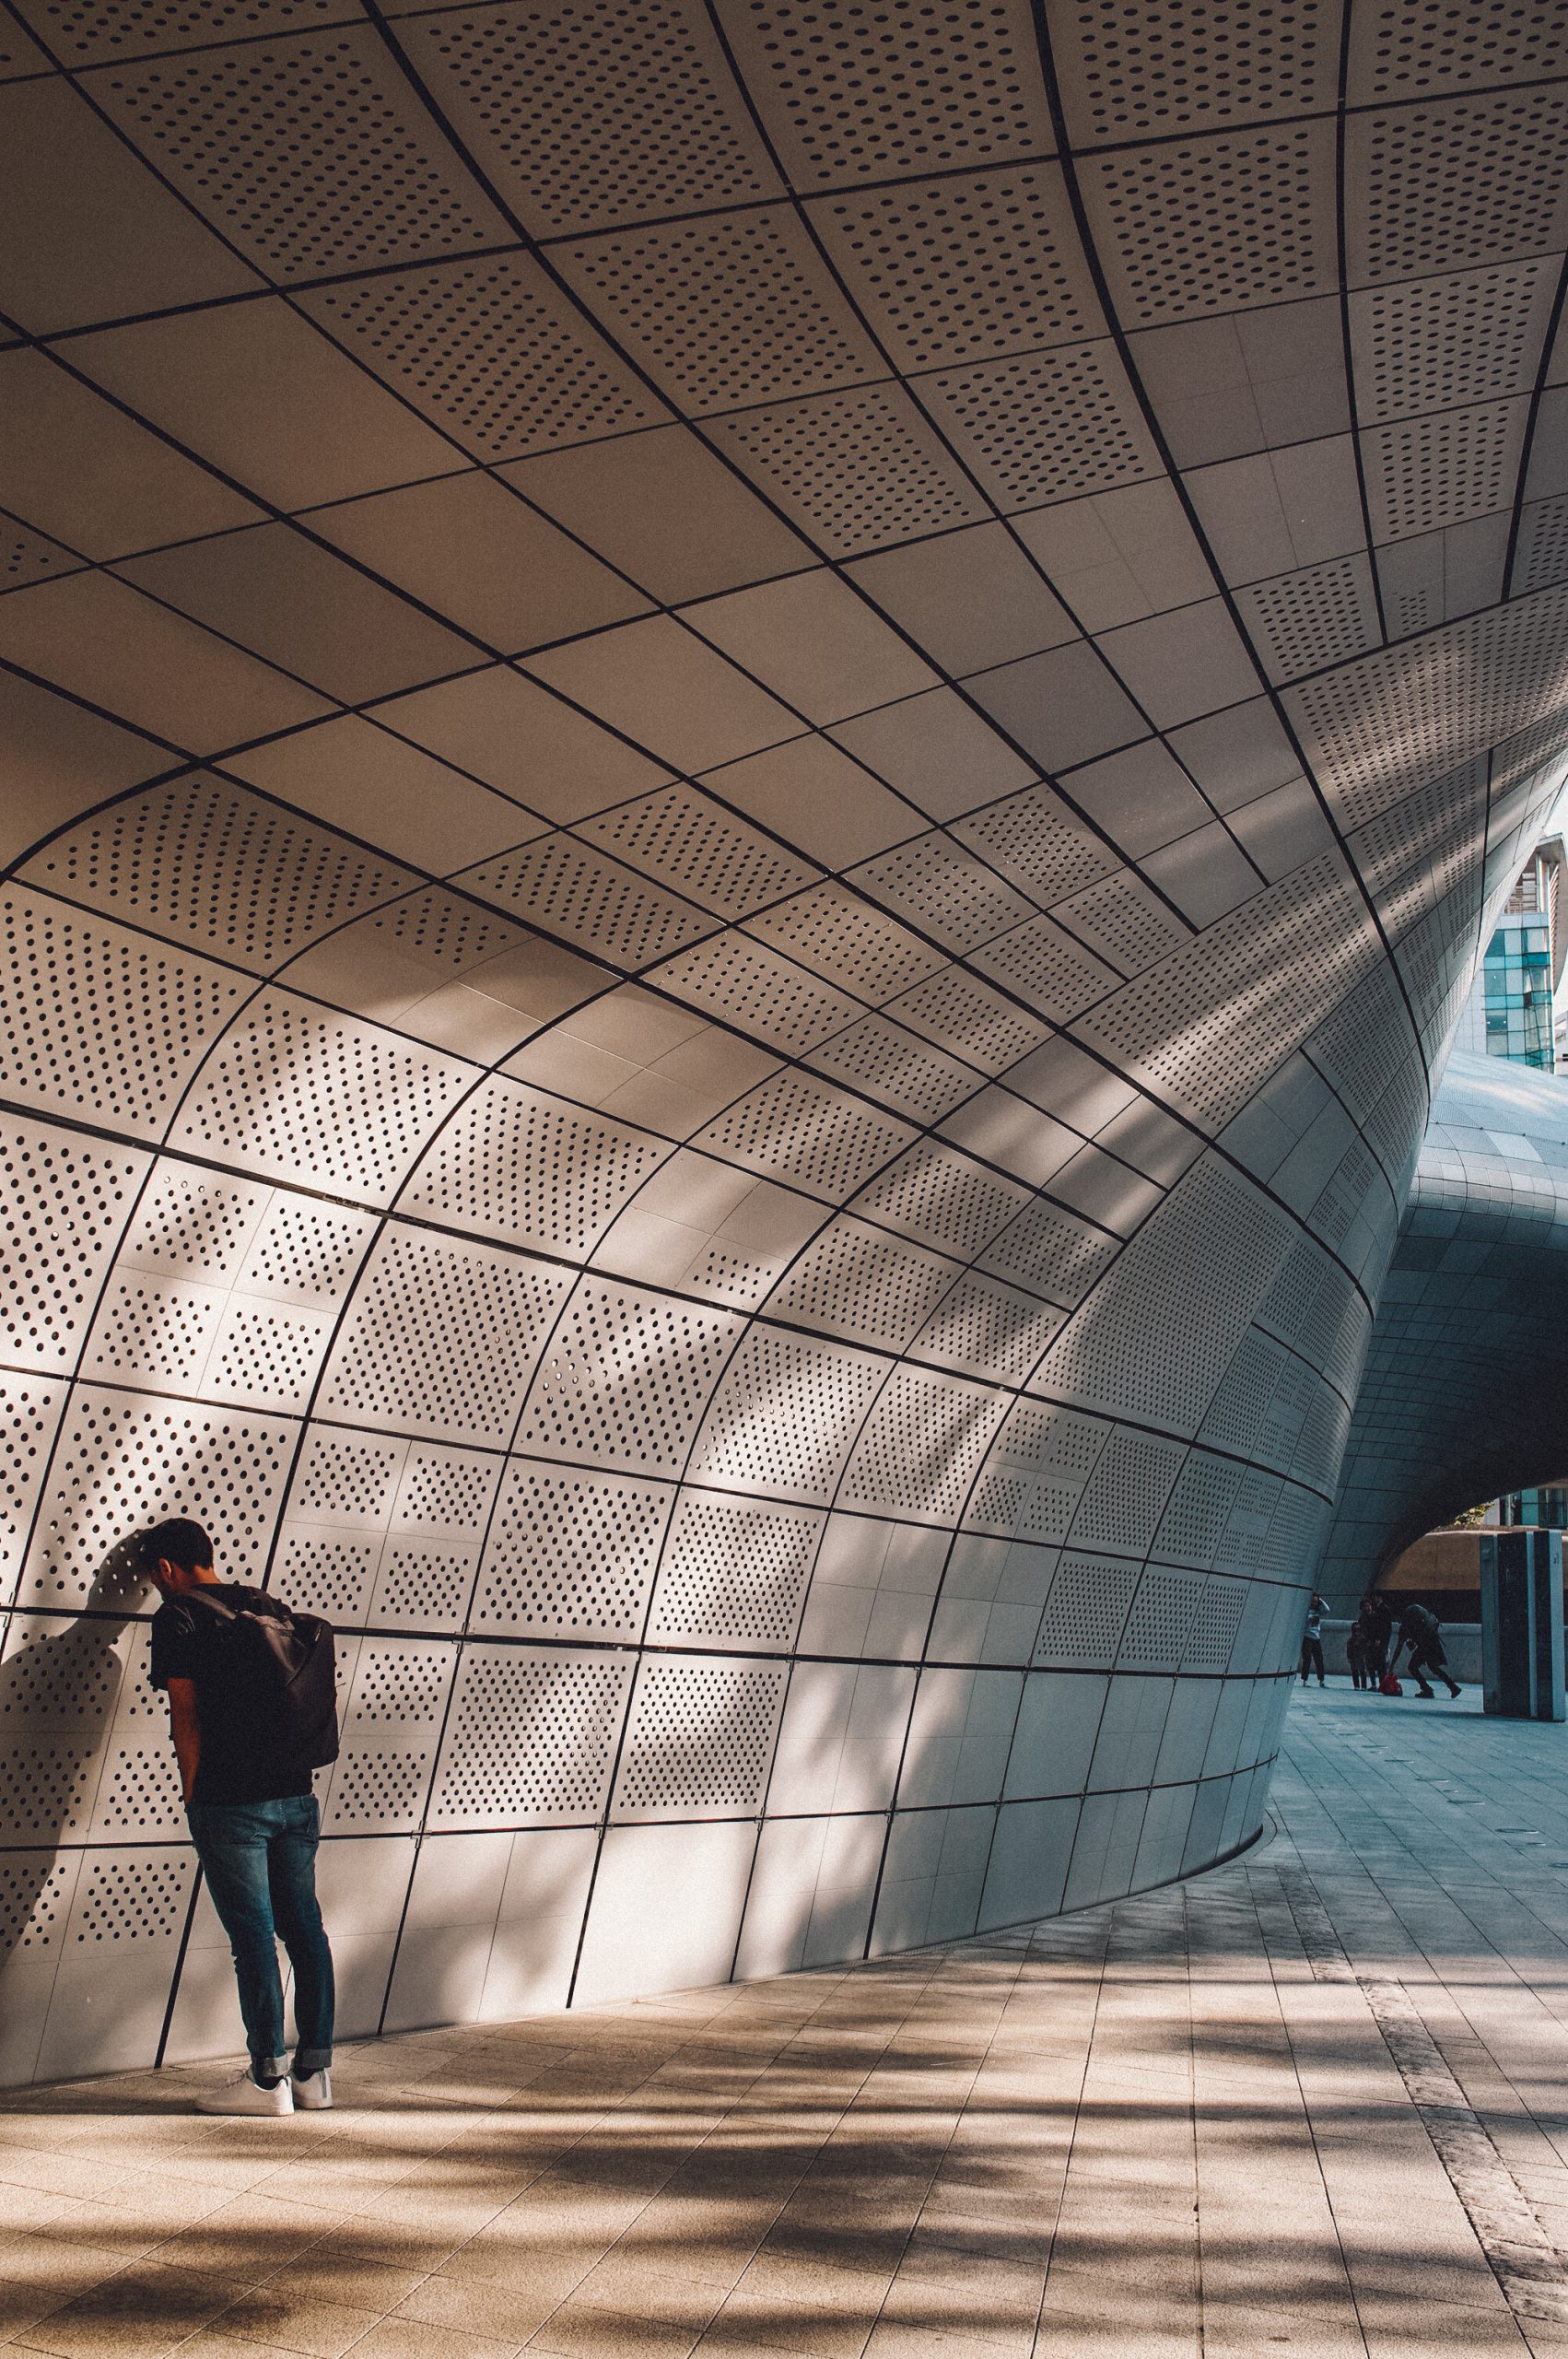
[839,1366,1006,1524]
[813,164,1100,368]
[23,779,416,971]
[559,209,880,415]
[517,1280,742,1475]
[173,994,472,1204]
[696,1073,912,1202]
[1,890,247,1140]
[466,837,716,971]
[689,1327,884,1502]
[93,27,504,276]
[472,1462,671,1642]
[651,1491,822,1649]
[19,1390,292,1608]
[403,0,778,233]
[427,1645,633,1830]
[1033,1554,1140,1668]
[612,1653,786,1820]
[401,1081,668,1257]
[723,0,1053,187]
[579,787,819,918]
[320,1226,570,1447]
[921,342,1160,509]
[710,386,989,556]
[1083,123,1336,324]
[854,1141,1030,1260]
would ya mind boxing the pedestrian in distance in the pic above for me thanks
[1345,1617,1370,1691]
[1359,1593,1392,1690]
[1299,1592,1328,1686]
[1388,1598,1462,1701]
[142,1518,340,2115]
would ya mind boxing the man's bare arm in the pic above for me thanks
[166,1676,201,1802]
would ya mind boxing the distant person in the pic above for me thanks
[143,1519,339,2115]
[1359,1594,1392,1689]
[1389,1599,1462,1700]
[1299,1592,1328,1686]
[1345,1617,1370,1691]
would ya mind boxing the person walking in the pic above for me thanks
[1345,1616,1370,1691]
[1389,1599,1462,1700]
[1299,1592,1328,1686]
[143,1518,339,2116]
[1359,1594,1392,1690]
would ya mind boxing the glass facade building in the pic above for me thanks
[1498,1486,1568,1530]
[1480,915,1555,1065]
[1453,838,1566,1073]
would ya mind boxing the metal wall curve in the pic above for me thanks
[1322,1050,1568,1602]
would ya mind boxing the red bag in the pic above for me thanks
[1379,1672,1402,1696]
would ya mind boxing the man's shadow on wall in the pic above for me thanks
[0,1538,156,1963]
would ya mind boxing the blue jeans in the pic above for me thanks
[186,1796,334,2075]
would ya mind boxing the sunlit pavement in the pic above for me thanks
[5,1682,1568,2357]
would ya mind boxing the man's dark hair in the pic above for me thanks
[142,1517,215,1575]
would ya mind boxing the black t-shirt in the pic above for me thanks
[149,1582,315,1805]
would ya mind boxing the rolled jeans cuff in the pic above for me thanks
[294,2044,333,2074]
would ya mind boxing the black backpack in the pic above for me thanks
[177,1587,339,1773]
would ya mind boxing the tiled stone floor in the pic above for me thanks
[6,1684,1568,2357]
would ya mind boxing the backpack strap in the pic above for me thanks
[170,1589,240,1637]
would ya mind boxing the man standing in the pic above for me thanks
[1299,1592,1328,1686]
[144,1519,336,2115]
[1389,1599,1462,1700]
[1359,1593,1393,1690]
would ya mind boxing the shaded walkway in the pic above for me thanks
[5,1689,1568,2357]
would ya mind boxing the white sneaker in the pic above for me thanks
[292,2068,333,2111]
[196,2069,294,2117]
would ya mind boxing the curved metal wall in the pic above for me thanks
[1322,1049,1568,1602]
[2,0,1568,2082]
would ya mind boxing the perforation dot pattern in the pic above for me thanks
[0,1126,145,1374]
[1354,89,1568,284]
[429,1646,632,1828]
[563,210,879,415]
[1,891,245,1140]
[468,838,714,972]
[309,254,663,457]
[690,1326,884,1498]
[404,0,775,234]
[95,29,499,278]
[816,166,1098,368]
[27,780,415,972]
[518,1281,741,1474]
[922,343,1158,508]
[1033,1554,1139,1666]
[733,0,1049,186]
[1183,1576,1249,1670]
[711,387,989,557]
[321,1226,569,1447]
[1060,0,1335,137]
[402,1081,667,1258]
[579,789,819,920]
[1085,123,1334,323]
[473,1462,670,1639]
[174,994,471,1205]
[652,1493,821,1648]
[613,1656,784,1817]
[699,1071,911,1199]
[68,1851,193,1943]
